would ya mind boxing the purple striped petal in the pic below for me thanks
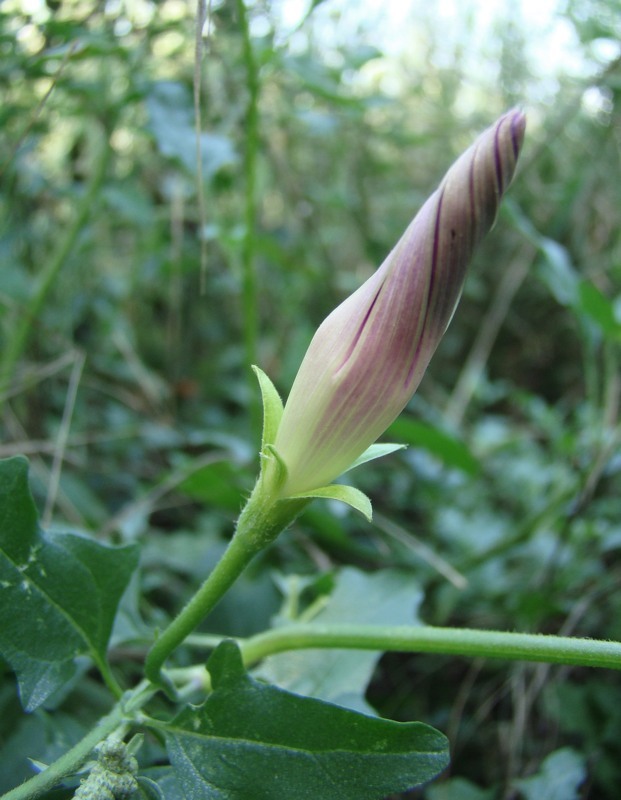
[273,109,526,496]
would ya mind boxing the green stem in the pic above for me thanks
[0,130,110,413]
[145,481,307,685]
[145,530,260,685]
[0,681,155,800]
[93,652,124,700]
[236,0,261,436]
[1,705,124,800]
[240,623,621,671]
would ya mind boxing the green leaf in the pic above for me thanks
[504,202,579,307]
[257,567,423,711]
[137,765,186,797]
[147,80,237,177]
[536,237,579,306]
[0,709,89,793]
[513,748,586,800]
[387,418,480,475]
[346,443,406,472]
[253,365,284,450]
[288,484,372,521]
[342,44,383,69]
[179,460,247,512]
[0,457,140,710]
[577,281,621,340]
[165,640,449,800]
[515,213,621,343]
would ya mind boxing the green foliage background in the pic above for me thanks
[1,0,620,797]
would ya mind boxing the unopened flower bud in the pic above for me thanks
[273,109,526,497]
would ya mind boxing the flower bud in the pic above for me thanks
[273,109,526,497]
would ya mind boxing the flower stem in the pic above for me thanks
[144,480,308,686]
[144,530,260,686]
[240,623,621,671]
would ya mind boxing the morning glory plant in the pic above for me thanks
[145,109,526,683]
[7,99,621,800]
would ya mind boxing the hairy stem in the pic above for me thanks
[144,530,260,686]
[240,623,621,671]
[0,681,155,800]
[1,705,124,800]
[144,481,307,686]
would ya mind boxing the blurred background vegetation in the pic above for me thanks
[1,0,620,797]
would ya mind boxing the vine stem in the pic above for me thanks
[0,706,125,800]
[144,530,260,686]
[145,480,308,686]
[239,623,621,671]
[93,652,125,700]
[6,624,621,800]
[0,681,156,800]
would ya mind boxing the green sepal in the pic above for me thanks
[287,484,372,522]
[264,443,288,490]
[252,365,283,450]
[346,442,406,472]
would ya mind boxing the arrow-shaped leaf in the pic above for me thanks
[0,457,139,710]
[165,640,449,799]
